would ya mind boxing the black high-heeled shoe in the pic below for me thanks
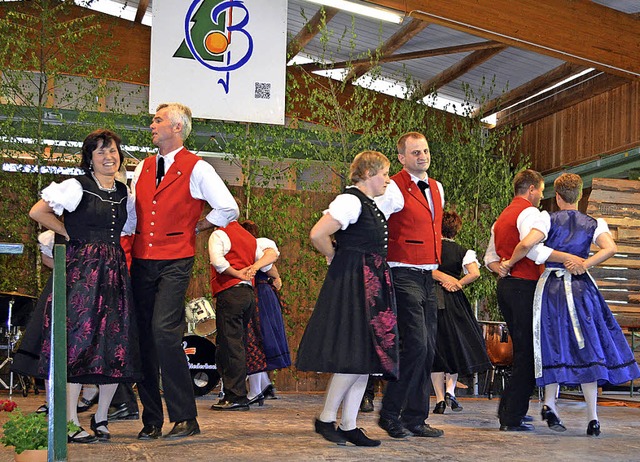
[445,392,463,412]
[587,419,601,437]
[433,401,446,414]
[262,383,277,399]
[541,405,566,432]
[247,393,265,406]
[90,414,111,441]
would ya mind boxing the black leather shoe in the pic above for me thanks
[247,393,265,407]
[445,392,463,412]
[541,405,566,432]
[35,404,48,415]
[337,427,381,447]
[433,400,446,414]
[587,419,601,437]
[211,399,250,411]
[522,415,534,422]
[499,422,535,432]
[77,395,99,413]
[378,416,412,439]
[137,424,162,440]
[360,396,374,413]
[406,423,444,437]
[164,419,200,439]
[90,415,110,441]
[108,402,140,421]
[68,427,98,444]
[314,418,347,445]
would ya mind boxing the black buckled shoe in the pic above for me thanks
[405,423,444,437]
[445,392,463,412]
[68,427,98,444]
[90,415,110,441]
[137,424,162,440]
[587,419,601,437]
[164,419,200,439]
[314,418,347,445]
[433,400,446,414]
[247,393,265,407]
[541,405,566,432]
[262,383,277,400]
[378,416,412,439]
[77,395,99,413]
[211,399,250,411]
[337,427,381,447]
[499,422,535,432]
[108,402,140,421]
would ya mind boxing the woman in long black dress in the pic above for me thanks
[21,129,140,443]
[430,211,491,414]
[296,151,399,447]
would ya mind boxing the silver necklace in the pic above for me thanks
[90,171,117,192]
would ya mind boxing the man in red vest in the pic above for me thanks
[209,220,278,410]
[484,169,545,431]
[375,132,445,439]
[130,103,238,440]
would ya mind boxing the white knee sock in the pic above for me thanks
[82,384,98,401]
[318,373,359,424]
[259,372,271,391]
[431,372,445,402]
[95,383,118,430]
[446,373,458,396]
[544,383,559,413]
[339,374,368,431]
[67,383,83,427]
[581,381,598,422]
[247,374,261,400]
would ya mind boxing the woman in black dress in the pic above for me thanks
[431,211,491,414]
[296,151,399,447]
[22,129,140,443]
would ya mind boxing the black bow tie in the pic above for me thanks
[417,180,429,191]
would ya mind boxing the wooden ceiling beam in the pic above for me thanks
[473,62,588,117]
[297,40,504,73]
[286,6,339,60]
[344,18,428,82]
[495,71,628,128]
[419,45,507,96]
[371,0,640,80]
[134,0,149,24]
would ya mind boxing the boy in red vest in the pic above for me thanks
[484,169,545,431]
[374,132,445,439]
[209,220,278,410]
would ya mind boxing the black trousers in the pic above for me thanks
[381,268,438,427]
[111,383,139,412]
[215,284,256,403]
[131,257,197,427]
[496,276,536,427]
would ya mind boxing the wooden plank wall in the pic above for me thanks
[587,178,640,328]
[515,80,640,174]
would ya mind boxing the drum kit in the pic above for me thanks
[183,297,220,396]
[480,320,514,399]
[0,290,36,397]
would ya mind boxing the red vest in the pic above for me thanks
[210,221,258,296]
[387,169,443,265]
[132,148,204,260]
[494,196,541,281]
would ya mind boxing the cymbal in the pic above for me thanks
[0,291,36,299]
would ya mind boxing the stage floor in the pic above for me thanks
[1,390,639,461]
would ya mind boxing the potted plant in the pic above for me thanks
[1,406,79,462]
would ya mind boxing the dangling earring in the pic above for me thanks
[89,161,94,171]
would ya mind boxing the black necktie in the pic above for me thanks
[417,180,429,198]
[156,156,165,187]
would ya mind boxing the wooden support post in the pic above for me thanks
[48,244,67,462]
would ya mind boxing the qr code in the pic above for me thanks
[255,82,271,99]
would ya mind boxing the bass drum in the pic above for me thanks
[182,335,220,396]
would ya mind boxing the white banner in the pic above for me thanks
[150,0,288,125]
